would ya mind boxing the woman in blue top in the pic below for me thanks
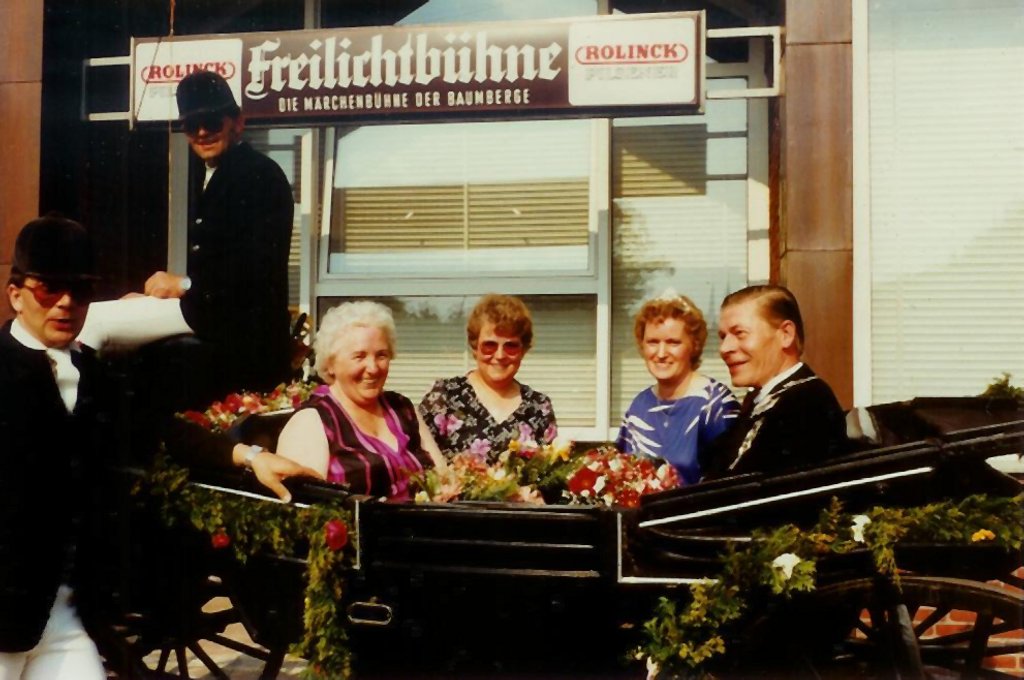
[616,292,739,485]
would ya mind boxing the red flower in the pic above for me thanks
[567,466,600,495]
[182,410,210,428]
[614,487,641,508]
[211,530,231,549]
[324,519,348,551]
[223,393,244,413]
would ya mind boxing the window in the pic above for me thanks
[326,120,594,277]
[610,82,753,425]
[865,0,1024,402]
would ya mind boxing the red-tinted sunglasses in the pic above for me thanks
[22,279,95,307]
[478,339,524,357]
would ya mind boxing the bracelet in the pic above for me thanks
[244,444,263,469]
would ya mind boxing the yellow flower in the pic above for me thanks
[414,491,430,503]
[970,529,995,542]
[508,440,520,453]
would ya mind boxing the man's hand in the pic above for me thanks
[145,271,186,299]
[232,444,324,502]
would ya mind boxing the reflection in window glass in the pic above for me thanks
[610,80,751,423]
[318,295,597,427]
[248,128,303,309]
[329,119,593,275]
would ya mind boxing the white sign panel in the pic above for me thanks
[132,38,244,121]
[567,17,699,107]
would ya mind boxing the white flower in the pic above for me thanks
[594,476,607,494]
[489,467,508,481]
[851,515,871,543]
[608,457,623,472]
[646,656,660,680]
[771,552,802,580]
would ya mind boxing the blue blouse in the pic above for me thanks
[615,378,739,485]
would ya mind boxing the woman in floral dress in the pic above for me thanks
[419,294,557,463]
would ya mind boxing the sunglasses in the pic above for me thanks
[183,113,227,135]
[22,279,95,307]
[478,339,524,357]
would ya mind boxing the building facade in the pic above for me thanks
[1,0,1021,443]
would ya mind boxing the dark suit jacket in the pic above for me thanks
[179,140,294,400]
[0,322,103,652]
[700,363,849,480]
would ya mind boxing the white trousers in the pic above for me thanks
[77,296,193,352]
[0,586,105,680]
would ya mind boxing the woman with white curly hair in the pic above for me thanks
[276,301,443,499]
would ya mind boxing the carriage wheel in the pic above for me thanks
[98,575,291,679]
[818,576,1024,679]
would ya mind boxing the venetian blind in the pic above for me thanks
[329,120,591,268]
[868,0,1024,401]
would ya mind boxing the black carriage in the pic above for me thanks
[95,396,1024,679]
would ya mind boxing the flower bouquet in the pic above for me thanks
[414,439,680,509]
[563,446,680,508]
[178,380,316,433]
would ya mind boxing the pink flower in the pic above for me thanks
[433,413,464,436]
[468,438,492,457]
[518,422,534,442]
[324,519,348,551]
[543,423,558,444]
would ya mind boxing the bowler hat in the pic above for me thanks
[12,216,97,281]
[176,70,240,119]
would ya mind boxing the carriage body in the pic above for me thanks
[102,396,1024,677]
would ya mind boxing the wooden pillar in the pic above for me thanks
[0,2,44,323]
[778,0,854,407]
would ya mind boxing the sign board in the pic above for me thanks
[131,12,704,124]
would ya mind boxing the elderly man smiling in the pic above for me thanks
[699,285,849,479]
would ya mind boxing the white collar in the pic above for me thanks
[10,317,80,354]
[754,361,803,404]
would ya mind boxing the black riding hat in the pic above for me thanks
[176,70,240,119]
[12,215,97,282]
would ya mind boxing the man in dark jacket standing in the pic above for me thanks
[143,70,294,407]
[700,285,849,479]
[0,217,106,679]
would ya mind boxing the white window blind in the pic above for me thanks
[609,89,752,424]
[868,0,1024,401]
[328,120,592,276]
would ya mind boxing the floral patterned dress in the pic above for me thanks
[418,375,558,462]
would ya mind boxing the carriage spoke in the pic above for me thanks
[187,642,230,679]
[914,605,950,637]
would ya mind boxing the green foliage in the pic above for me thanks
[981,372,1024,402]
[635,493,1024,678]
[136,454,355,678]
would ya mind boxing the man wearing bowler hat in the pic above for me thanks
[142,69,294,407]
[0,216,106,679]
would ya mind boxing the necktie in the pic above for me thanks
[739,388,760,419]
[47,348,80,413]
